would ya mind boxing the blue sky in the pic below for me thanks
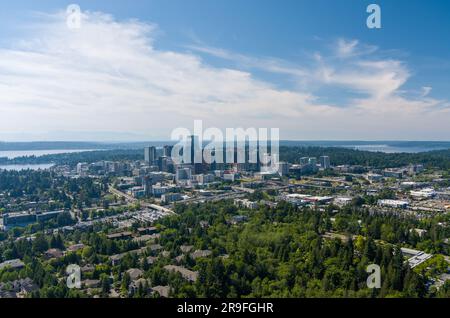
[0,1,449,141]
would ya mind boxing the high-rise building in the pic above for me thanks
[300,157,310,165]
[163,145,174,158]
[320,156,331,169]
[300,157,318,173]
[142,176,152,196]
[144,146,156,164]
[76,162,89,176]
[308,157,317,166]
[188,135,204,174]
[188,135,202,164]
[176,167,192,183]
[195,174,215,185]
[277,162,290,176]
[158,156,174,173]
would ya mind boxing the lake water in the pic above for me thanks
[0,149,98,159]
[0,149,98,171]
[341,144,448,153]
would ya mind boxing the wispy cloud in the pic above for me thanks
[185,44,308,78]
[0,9,448,141]
[335,39,377,58]
[192,38,447,116]
[421,86,432,97]
[336,39,359,57]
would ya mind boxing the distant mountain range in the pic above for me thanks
[1,140,450,152]
[0,141,165,151]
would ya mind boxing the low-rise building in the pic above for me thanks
[191,250,212,260]
[82,279,101,289]
[67,243,85,253]
[223,172,239,182]
[378,199,409,209]
[161,193,183,204]
[194,174,215,185]
[180,245,194,254]
[129,278,150,295]
[152,285,170,298]
[366,173,383,183]
[130,186,146,199]
[2,211,36,226]
[0,259,25,271]
[36,210,66,223]
[110,247,148,266]
[334,197,353,206]
[234,199,259,209]
[126,268,144,281]
[0,278,38,298]
[107,231,133,240]
[410,228,428,237]
[137,227,158,235]
[229,215,248,225]
[401,248,433,268]
[44,248,64,260]
[383,169,404,179]
[152,185,169,197]
[410,188,436,199]
[163,265,198,282]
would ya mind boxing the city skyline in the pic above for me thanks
[1,1,449,305]
[1,1,450,141]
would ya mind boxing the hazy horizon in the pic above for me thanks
[2,140,450,145]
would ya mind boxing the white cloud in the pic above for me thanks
[0,10,448,141]
[421,86,432,97]
[336,39,359,57]
[335,38,377,58]
[185,44,308,78]
[326,60,409,98]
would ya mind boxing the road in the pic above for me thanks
[180,192,247,205]
[108,185,175,215]
[108,181,326,209]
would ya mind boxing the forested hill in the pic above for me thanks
[1,145,449,170]
[281,146,450,170]
[0,149,144,166]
